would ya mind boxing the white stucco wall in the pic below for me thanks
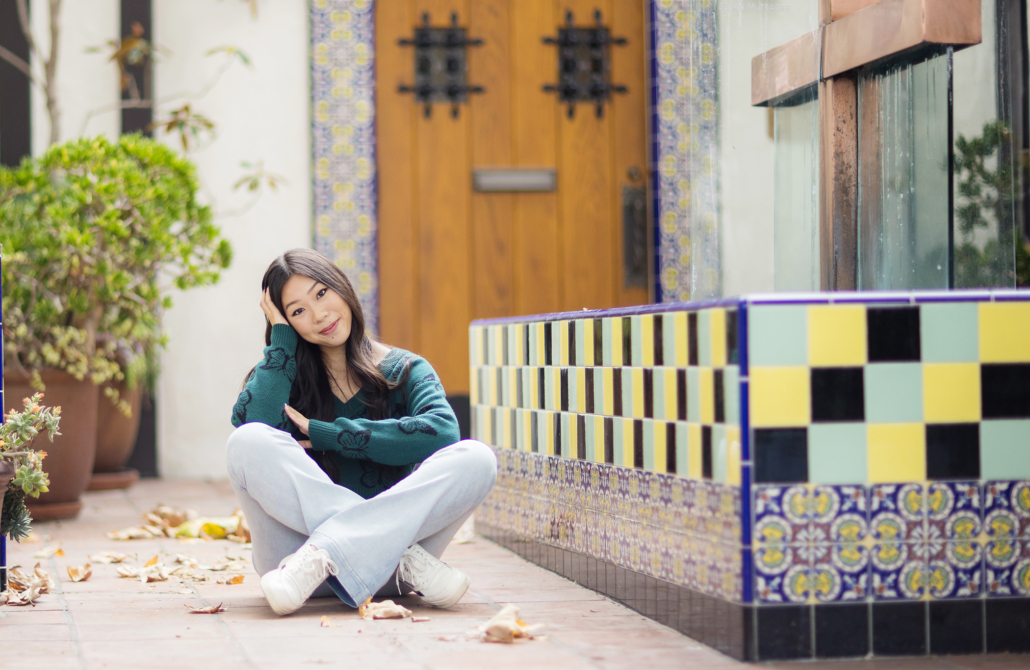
[154,0,311,478]
[30,0,120,151]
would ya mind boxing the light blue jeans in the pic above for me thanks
[226,422,497,607]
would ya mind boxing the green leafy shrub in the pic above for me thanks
[1,393,61,542]
[0,135,232,402]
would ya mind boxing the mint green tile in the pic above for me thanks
[644,419,656,471]
[561,413,570,457]
[545,367,555,411]
[654,368,667,420]
[748,305,808,366]
[621,368,634,416]
[507,324,517,366]
[809,423,867,484]
[687,368,701,422]
[594,370,604,414]
[921,303,979,362]
[529,325,538,366]
[981,420,1030,479]
[515,408,524,450]
[632,316,644,367]
[676,422,689,477]
[865,363,923,423]
[663,312,677,366]
[713,424,727,482]
[698,310,712,366]
[568,368,578,412]
[584,415,596,461]
[603,318,614,366]
[724,366,740,425]
[613,418,625,466]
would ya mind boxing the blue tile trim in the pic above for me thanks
[739,380,750,462]
[741,545,753,604]
[737,298,748,377]
[647,0,662,305]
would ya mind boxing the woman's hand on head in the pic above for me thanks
[261,288,289,326]
[284,404,310,436]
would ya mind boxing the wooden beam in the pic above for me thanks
[819,74,858,290]
[751,29,821,107]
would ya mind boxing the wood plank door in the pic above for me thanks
[376,0,650,397]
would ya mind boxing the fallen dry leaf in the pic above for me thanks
[118,563,171,583]
[144,555,160,568]
[173,554,198,567]
[411,616,431,623]
[320,615,336,627]
[358,598,413,620]
[107,526,160,541]
[185,602,225,613]
[480,604,545,643]
[88,551,129,564]
[32,544,64,559]
[215,573,244,585]
[33,564,55,593]
[67,564,92,582]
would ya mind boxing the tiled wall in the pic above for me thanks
[470,291,1030,660]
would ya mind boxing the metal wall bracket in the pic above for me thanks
[542,10,628,119]
[398,12,484,118]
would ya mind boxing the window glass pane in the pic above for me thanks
[773,87,820,291]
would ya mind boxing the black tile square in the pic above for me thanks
[567,320,576,366]
[523,324,530,365]
[544,321,553,365]
[643,368,654,419]
[577,415,586,459]
[868,306,921,362]
[516,370,524,409]
[930,600,983,654]
[982,363,1030,419]
[872,601,926,656]
[753,428,808,484]
[622,317,632,366]
[926,423,980,480]
[702,426,713,479]
[986,597,1030,653]
[757,605,811,660]
[676,369,687,420]
[603,417,614,464]
[633,420,644,468]
[593,318,603,366]
[727,310,739,365]
[553,412,562,458]
[538,367,546,410]
[714,369,725,423]
[653,314,664,366]
[613,369,624,417]
[688,312,699,365]
[502,326,509,365]
[530,411,539,453]
[585,368,595,414]
[496,369,504,408]
[666,422,677,474]
[815,603,869,658]
[811,368,865,422]
[560,368,569,412]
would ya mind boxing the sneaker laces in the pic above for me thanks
[396,545,431,594]
[283,547,339,582]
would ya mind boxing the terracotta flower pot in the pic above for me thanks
[3,370,99,521]
[88,381,143,491]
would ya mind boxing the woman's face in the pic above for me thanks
[280,274,353,349]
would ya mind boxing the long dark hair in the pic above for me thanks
[246,249,407,425]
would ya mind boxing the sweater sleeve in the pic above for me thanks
[306,356,460,466]
[230,324,299,430]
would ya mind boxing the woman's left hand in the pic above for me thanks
[284,405,310,435]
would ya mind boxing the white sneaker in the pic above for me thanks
[396,544,470,609]
[260,544,339,616]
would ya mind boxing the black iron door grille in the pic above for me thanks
[543,9,628,118]
[397,12,484,118]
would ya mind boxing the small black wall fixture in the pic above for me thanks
[397,12,484,119]
[543,10,628,119]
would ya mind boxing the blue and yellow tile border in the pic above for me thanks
[472,289,1030,659]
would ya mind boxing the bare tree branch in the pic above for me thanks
[46,0,63,145]
[0,43,43,88]
[15,0,39,62]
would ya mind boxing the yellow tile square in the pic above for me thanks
[710,309,727,368]
[559,321,569,366]
[576,368,586,413]
[980,302,1030,363]
[749,367,811,427]
[593,416,606,463]
[583,319,594,367]
[688,423,703,479]
[699,367,715,424]
[632,368,644,418]
[602,368,614,415]
[610,318,623,367]
[653,421,667,473]
[808,305,867,366]
[726,426,741,485]
[622,418,634,467]
[642,316,655,367]
[923,363,981,423]
[470,367,479,405]
[664,369,678,420]
[673,312,688,366]
[868,423,925,482]
[509,370,517,409]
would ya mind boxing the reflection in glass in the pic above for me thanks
[857,53,951,290]
[773,87,820,291]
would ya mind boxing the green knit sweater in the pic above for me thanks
[231,324,460,498]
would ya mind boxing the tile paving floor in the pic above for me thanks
[1,479,1028,669]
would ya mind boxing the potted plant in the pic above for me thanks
[0,135,231,517]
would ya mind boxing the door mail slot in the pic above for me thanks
[472,169,556,192]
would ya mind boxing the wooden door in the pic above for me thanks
[377,0,650,396]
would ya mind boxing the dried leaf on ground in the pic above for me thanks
[480,604,546,643]
[320,615,336,627]
[358,598,413,620]
[67,564,92,582]
[215,573,244,585]
[3,564,51,606]
[3,585,41,606]
[88,551,129,564]
[144,555,160,567]
[107,526,161,541]
[32,544,64,558]
[411,616,431,623]
[173,554,198,567]
[118,562,171,583]
[185,602,225,613]
[34,564,55,593]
